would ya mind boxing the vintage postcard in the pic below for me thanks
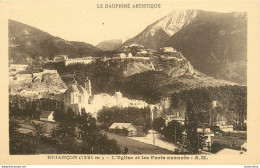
[0,0,260,165]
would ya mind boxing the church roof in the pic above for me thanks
[64,85,80,93]
[77,85,88,93]
[64,84,88,94]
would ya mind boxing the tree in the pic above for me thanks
[76,109,121,154]
[51,122,78,154]
[211,142,223,153]
[97,106,151,128]
[143,118,151,135]
[152,117,165,133]
[31,122,46,137]
[185,99,207,153]
[50,108,78,154]
[162,120,185,144]
[9,117,38,154]
[122,127,129,136]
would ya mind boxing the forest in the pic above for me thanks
[170,85,247,130]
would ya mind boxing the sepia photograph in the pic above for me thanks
[1,0,260,166]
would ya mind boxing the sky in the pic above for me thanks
[5,1,247,46]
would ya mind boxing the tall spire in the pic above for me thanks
[85,77,92,96]
[73,78,77,85]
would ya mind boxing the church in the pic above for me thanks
[63,78,92,114]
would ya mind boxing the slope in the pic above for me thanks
[9,20,101,64]
[163,11,247,84]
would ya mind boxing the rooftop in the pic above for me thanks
[109,123,134,129]
[40,111,54,118]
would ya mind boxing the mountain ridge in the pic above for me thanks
[121,10,247,84]
[9,19,102,65]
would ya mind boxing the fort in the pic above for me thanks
[64,57,99,66]
[51,46,181,67]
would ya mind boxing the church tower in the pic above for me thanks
[85,77,92,96]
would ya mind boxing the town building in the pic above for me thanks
[160,47,177,53]
[127,53,133,58]
[114,91,123,107]
[53,55,68,62]
[39,111,55,122]
[197,128,215,151]
[114,53,126,59]
[64,57,94,66]
[109,123,137,136]
[165,115,185,125]
[14,73,32,81]
[10,64,29,71]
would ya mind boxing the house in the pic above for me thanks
[109,123,137,136]
[40,111,55,122]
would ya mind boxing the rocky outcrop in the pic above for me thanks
[121,55,200,79]
[31,72,67,90]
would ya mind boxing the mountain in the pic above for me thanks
[122,10,247,84]
[163,11,247,84]
[96,39,123,51]
[55,52,235,104]
[122,10,198,50]
[9,20,102,64]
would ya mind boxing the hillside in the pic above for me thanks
[54,56,235,104]
[96,39,123,51]
[164,11,247,84]
[121,71,235,103]
[121,10,247,84]
[9,70,67,99]
[9,20,102,65]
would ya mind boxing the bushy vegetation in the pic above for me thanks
[211,142,223,153]
[97,106,151,134]
[170,85,247,130]
[49,59,125,95]
[9,103,121,154]
[47,60,188,104]
[52,108,121,154]
[162,120,185,144]
[185,98,208,153]
[9,117,38,154]
[152,117,165,133]
[9,95,64,119]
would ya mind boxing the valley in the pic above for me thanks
[8,9,247,155]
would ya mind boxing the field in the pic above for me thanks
[212,132,247,148]
[105,132,174,154]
